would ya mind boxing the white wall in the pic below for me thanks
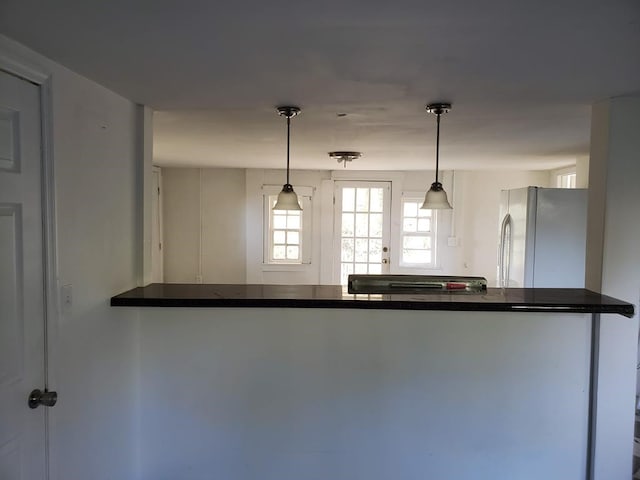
[0,36,141,480]
[162,168,247,283]
[162,167,549,286]
[576,156,590,188]
[139,308,591,480]
[586,96,640,479]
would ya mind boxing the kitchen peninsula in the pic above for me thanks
[112,284,633,480]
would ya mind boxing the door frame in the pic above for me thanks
[319,171,404,285]
[331,180,392,284]
[1,40,59,480]
[151,166,164,282]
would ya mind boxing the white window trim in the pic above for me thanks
[262,185,313,265]
[399,193,438,268]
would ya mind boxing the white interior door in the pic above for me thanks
[0,70,48,479]
[333,181,391,285]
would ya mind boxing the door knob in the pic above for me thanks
[28,389,57,409]
[382,258,389,264]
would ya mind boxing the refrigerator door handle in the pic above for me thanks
[499,214,511,288]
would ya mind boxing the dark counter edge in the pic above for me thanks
[110,285,635,318]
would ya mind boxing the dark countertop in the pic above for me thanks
[111,284,634,317]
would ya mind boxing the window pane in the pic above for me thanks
[273,215,287,229]
[355,238,368,262]
[403,218,417,232]
[402,249,431,264]
[342,213,354,237]
[403,236,430,249]
[404,202,418,217]
[355,213,369,237]
[341,263,354,285]
[342,188,355,212]
[273,230,286,244]
[369,263,382,274]
[418,208,431,218]
[355,263,368,274]
[417,218,431,232]
[286,246,299,259]
[341,239,354,262]
[370,188,384,212]
[287,215,301,229]
[369,213,383,238]
[273,246,286,259]
[356,188,369,212]
[369,239,382,262]
[287,231,299,244]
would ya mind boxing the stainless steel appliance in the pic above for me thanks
[498,187,588,288]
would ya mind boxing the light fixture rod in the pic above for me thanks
[276,106,301,186]
[435,112,441,184]
[286,115,291,184]
[426,102,451,185]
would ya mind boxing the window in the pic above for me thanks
[400,197,436,267]
[263,186,312,265]
[556,169,577,189]
[268,199,302,263]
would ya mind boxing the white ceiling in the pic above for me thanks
[1,0,639,170]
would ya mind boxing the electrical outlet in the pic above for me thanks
[195,275,203,284]
[447,236,458,247]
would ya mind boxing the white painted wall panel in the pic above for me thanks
[140,308,591,480]
[587,96,640,479]
[162,168,200,282]
[51,61,140,480]
[201,168,246,283]
[163,168,247,283]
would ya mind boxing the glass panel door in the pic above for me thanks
[333,181,391,285]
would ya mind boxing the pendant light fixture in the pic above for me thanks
[273,106,302,211]
[421,102,453,210]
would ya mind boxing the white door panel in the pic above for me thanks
[0,70,47,479]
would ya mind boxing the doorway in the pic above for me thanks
[333,181,391,285]
[0,69,50,479]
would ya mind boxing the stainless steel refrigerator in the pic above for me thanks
[497,187,587,288]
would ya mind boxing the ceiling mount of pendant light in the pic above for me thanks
[329,151,361,168]
[421,102,453,210]
[273,106,302,211]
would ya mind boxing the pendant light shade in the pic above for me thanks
[273,106,302,211]
[421,103,452,210]
[274,183,302,210]
[423,182,452,209]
